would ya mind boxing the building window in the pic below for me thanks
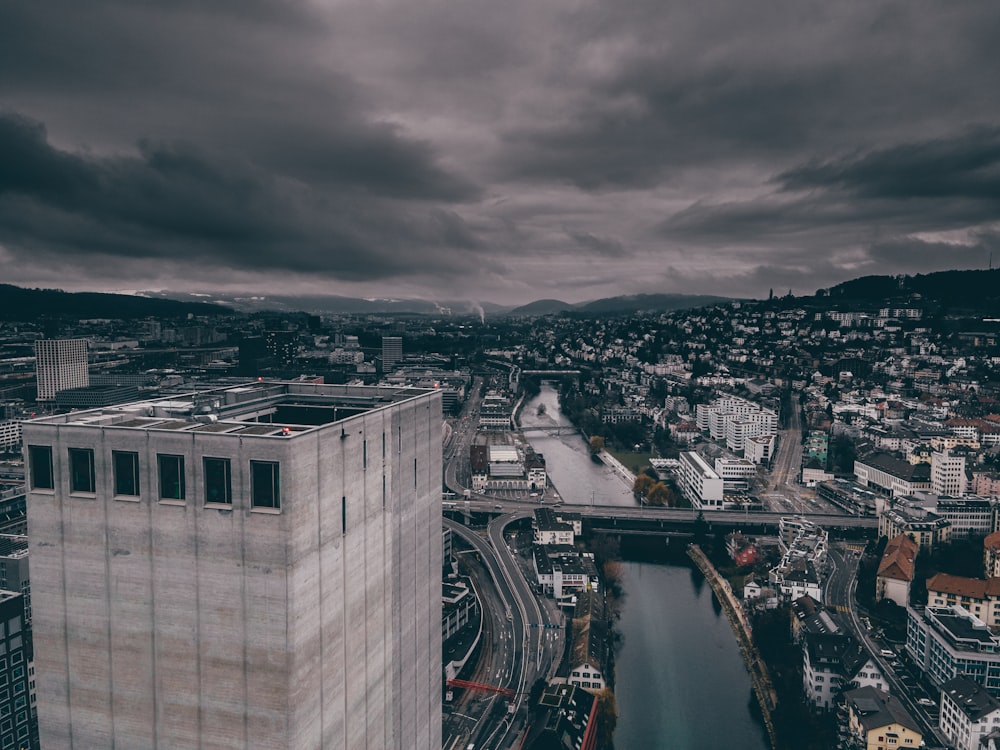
[68,448,95,493]
[250,461,280,509]
[203,457,232,505]
[113,451,140,497]
[27,446,53,490]
[158,454,185,501]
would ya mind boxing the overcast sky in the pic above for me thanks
[1,0,998,305]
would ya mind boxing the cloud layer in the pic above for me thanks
[1,0,998,303]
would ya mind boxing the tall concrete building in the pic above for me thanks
[931,450,967,497]
[23,381,443,749]
[33,339,89,401]
[382,336,403,370]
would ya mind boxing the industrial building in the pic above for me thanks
[23,381,442,749]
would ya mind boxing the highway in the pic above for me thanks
[445,514,566,750]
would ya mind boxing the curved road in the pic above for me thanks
[445,511,566,749]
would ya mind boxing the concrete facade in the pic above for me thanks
[34,338,89,401]
[24,382,443,750]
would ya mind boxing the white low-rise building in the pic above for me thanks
[676,451,724,509]
[939,675,1000,750]
[745,434,776,465]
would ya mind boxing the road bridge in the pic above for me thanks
[519,370,581,377]
[521,426,575,436]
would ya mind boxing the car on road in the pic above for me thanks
[916,698,935,707]
[880,649,894,657]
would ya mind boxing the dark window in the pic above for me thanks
[113,451,140,496]
[342,496,346,534]
[250,461,280,509]
[158,455,185,500]
[27,446,53,490]
[68,448,95,493]
[363,440,367,469]
[203,457,232,505]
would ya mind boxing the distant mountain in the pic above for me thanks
[574,293,736,314]
[508,299,573,315]
[0,284,230,321]
[816,268,1000,312]
[148,290,736,317]
[144,291,508,317]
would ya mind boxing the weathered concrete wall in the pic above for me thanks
[26,387,442,750]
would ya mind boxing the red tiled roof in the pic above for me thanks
[926,572,1000,599]
[986,531,1000,551]
[877,534,917,582]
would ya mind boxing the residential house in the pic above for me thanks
[843,686,922,750]
[876,534,918,607]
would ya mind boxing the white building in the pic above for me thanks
[34,338,89,401]
[676,451,724,509]
[23,382,443,750]
[534,508,575,546]
[907,605,1000,695]
[714,457,756,491]
[939,676,1000,750]
[696,396,777,456]
[745,434,776,465]
[0,420,21,452]
[932,450,968,497]
[854,452,931,497]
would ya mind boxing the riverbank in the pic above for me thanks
[687,544,778,750]
[596,449,637,490]
[521,383,768,748]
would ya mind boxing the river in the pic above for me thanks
[521,383,769,749]
[519,384,634,507]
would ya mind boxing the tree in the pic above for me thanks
[632,474,655,499]
[647,482,676,507]
[589,435,605,455]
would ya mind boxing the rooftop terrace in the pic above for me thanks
[28,381,436,438]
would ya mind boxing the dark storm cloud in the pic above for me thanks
[661,127,1000,246]
[496,0,1000,191]
[0,111,486,281]
[1,0,1000,301]
[864,236,992,274]
[564,229,626,257]
[777,127,1000,203]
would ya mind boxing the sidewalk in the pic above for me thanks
[597,449,636,489]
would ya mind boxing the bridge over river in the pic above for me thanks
[448,498,879,539]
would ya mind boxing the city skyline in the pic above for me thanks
[1,1,999,305]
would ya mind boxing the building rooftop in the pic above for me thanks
[941,675,1000,722]
[926,606,1000,650]
[877,534,918,583]
[27,381,435,437]
[927,573,1000,600]
[845,686,921,735]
